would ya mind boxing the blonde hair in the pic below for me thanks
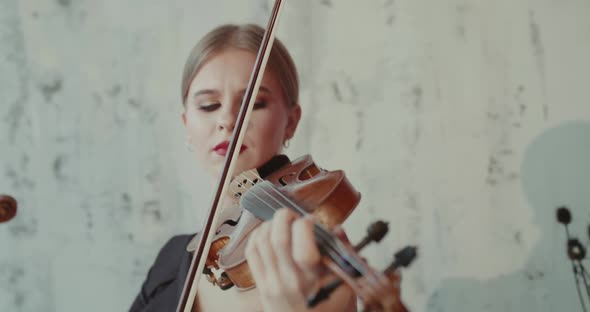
[181,24,299,109]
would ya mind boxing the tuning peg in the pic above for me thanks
[355,220,389,251]
[384,246,418,273]
[306,277,341,308]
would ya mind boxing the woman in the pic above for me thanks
[130,24,405,312]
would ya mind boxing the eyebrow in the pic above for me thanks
[192,86,273,99]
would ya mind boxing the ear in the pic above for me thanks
[285,104,302,141]
[181,111,187,128]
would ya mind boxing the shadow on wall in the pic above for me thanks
[426,120,590,312]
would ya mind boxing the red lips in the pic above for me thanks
[213,141,247,156]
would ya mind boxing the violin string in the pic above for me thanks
[234,174,352,269]
[228,173,391,305]
[238,175,386,289]
[238,174,348,249]
[237,176,340,253]
[229,174,386,302]
[234,174,349,261]
[256,180,390,295]
[262,184,354,265]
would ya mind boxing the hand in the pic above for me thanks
[245,208,321,312]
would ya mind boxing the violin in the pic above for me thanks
[197,154,362,290]
[176,1,417,311]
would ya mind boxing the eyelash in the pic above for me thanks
[254,101,267,109]
[198,103,220,112]
[197,101,267,112]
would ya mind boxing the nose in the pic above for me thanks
[217,104,238,132]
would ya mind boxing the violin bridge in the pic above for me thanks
[229,169,263,200]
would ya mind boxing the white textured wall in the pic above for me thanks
[2,0,590,311]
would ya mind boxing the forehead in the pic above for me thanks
[189,49,282,94]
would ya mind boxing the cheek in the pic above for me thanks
[186,111,214,150]
[252,113,287,145]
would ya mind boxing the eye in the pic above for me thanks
[253,101,267,110]
[198,103,220,112]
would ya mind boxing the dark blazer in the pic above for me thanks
[129,234,194,312]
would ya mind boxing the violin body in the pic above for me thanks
[202,154,361,290]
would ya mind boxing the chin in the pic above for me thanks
[234,158,256,175]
